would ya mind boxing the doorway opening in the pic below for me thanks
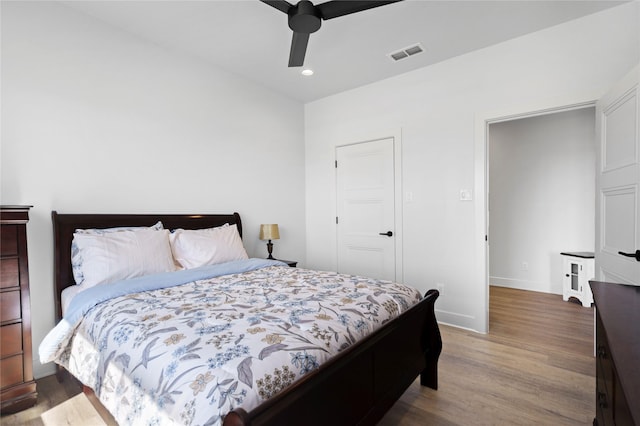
[488,107,596,300]
[476,101,597,333]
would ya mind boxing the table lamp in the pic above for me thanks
[259,224,280,259]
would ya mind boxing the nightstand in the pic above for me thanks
[274,259,297,267]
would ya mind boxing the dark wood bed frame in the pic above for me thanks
[51,211,442,426]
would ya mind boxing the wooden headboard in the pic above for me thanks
[51,211,242,321]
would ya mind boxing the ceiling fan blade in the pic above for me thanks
[261,0,293,14]
[317,0,402,20]
[289,31,310,67]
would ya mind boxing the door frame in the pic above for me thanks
[474,95,599,333]
[334,130,403,283]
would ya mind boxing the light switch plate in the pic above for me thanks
[460,189,473,201]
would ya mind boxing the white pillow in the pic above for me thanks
[169,224,248,269]
[71,221,163,285]
[72,228,176,288]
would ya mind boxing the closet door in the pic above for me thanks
[336,138,396,281]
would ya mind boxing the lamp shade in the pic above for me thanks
[259,224,280,240]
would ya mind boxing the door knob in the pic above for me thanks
[618,250,640,261]
[379,231,393,237]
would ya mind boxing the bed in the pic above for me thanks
[43,211,442,426]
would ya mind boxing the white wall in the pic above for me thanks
[305,3,639,331]
[489,108,596,294]
[1,2,305,378]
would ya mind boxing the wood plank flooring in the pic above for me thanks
[378,286,595,425]
[0,374,107,426]
[2,286,595,425]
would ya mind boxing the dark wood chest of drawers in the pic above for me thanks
[590,281,639,426]
[1,206,37,413]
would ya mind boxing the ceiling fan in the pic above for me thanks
[261,0,402,67]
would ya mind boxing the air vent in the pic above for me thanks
[388,43,424,62]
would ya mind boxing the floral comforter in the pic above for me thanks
[41,259,422,425]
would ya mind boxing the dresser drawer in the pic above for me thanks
[0,355,23,389]
[0,291,21,322]
[0,323,22,357]
[0,226,17,257]
[613,372,634,425]
[595,317,614,399]
[596,371,614,425]
[0,259,19,289]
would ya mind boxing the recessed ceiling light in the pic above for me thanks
[301,69,314,76]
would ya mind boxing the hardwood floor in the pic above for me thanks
[378,286,595,425]
[0,374,106,426]
[2,286,595,425]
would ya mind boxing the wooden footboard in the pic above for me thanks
[223,289,441,426]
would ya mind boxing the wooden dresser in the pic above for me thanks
[590,281,639,426]
[0,205,37,413]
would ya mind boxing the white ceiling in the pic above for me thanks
[61,0,624,103]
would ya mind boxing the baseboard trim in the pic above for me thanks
[490,276,561,295]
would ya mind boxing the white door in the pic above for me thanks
[595,65,640,285]
[336,138,396,281]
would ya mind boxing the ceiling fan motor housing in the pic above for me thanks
[260,0,402,67]
[288,0,322,34]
